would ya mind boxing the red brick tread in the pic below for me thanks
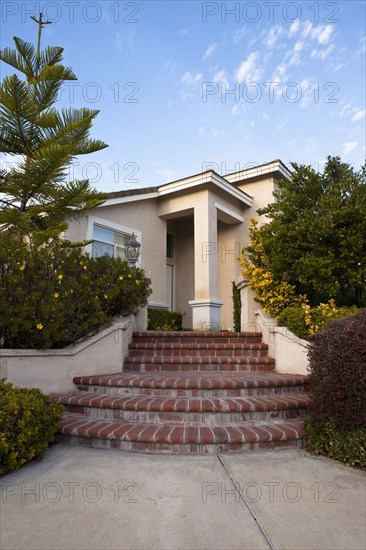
[53,392,310,413]
[133,331,262,338]
[124,356,275,365]
[58,414,306,445]
[73,372,309,390]
[130,342,268,349]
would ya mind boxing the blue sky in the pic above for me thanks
[1,0,365,191]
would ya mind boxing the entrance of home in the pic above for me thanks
[166,232,175,310]
[166,263,174,310]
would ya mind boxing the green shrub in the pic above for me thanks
[147,308,183,331]
[276,305,308,339]
[0,236,151,349]
[232,282,241,332]
[307,309,366,431]
[277,303,362,340]
[0,379,64,476]
[305,419,366,469]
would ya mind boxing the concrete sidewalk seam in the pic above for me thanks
[217,454,276,550]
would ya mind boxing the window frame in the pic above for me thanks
[86,215,142,266]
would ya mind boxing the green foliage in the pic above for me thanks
[0,19,107,244]
[0,379,64,476]
[147,308,183,331]
[232,282,241,332]
[277,303,362,340]
[277,305,308,340]
[0,235,151,349]
[252,157,366,307]
[241,219,307,317]
[307,309,366,431]
[305,420,366,469]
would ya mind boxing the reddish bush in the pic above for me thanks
[307,309,366,430]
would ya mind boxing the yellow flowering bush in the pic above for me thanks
[241,219,362,338]
[0,235,151,349]
[241,219,307,317]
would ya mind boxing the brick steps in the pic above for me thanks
[132,331,263,344]
[74,372,309,397]
[53,392,310,423]
[128,342,269,358]
[57,414,306,454]
[124,355,276,373]
[53,331,310,454]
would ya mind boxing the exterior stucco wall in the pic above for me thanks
[175,218,194,328]
[0,316,142,393]
[217,221,243,330]
[64,171,280,331]
[65,199,168,308]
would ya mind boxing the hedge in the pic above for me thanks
[147,308,183,331]
[0,236,151,349]
[0,379,64,476]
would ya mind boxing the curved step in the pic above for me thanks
[73,372,310,397]
[52,392,310,423]
[124,356,275,373]
[57,414,306,454]
[128,342,269,358]
[132,331,263,345]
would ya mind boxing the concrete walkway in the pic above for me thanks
[1,445,365,550]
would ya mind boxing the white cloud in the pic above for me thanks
[333,62,346,72]
[343,142,358,155]
[301,21,334,45]
[290,20,300,34]
[233,27,246,44]
[311,44,335,60]
[351,109,365,122]
[314,24,334,45]
[235,52,263,84]
[203,43,217,60]
[181,71,203,87]
[198,126,206,136]
[302,21,313,38]
[339,102,353,117]
[213,69,228,85]
[263,25,284,48]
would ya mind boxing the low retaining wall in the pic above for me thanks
[253,309,309,375]
[238,280,309,375]
[0,310,146,394]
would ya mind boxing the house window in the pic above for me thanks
[92,224,129,260]
[167,233,174,259]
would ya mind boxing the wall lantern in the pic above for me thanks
[125,233,141,265]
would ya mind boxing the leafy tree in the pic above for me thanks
[244,156,366,307]
[0,13,108,244]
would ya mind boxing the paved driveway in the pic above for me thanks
[1,445,365,550]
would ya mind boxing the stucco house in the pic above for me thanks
[65,159,291,331]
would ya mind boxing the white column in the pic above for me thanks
[189,193,223,330]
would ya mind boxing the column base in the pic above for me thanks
[188,299,224,331]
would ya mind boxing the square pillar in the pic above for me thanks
[190,193,223,330]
